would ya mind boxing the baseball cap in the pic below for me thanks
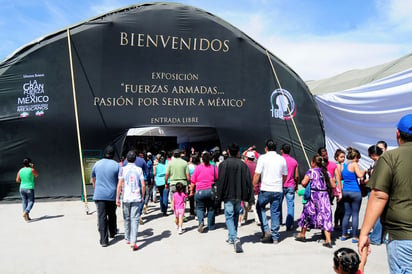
[397,114,412,134]
[246,151,255,159]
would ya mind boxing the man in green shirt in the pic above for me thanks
[359,113,412,274]
[165,149,190,203]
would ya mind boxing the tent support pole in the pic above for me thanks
[67,29,89,214]
[265,50,311,168]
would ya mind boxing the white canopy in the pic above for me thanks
[313,65,412,169]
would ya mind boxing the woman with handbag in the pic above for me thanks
[295,154,335,248]
[189,151,218,233]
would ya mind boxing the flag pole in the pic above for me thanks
[67,29,89,214]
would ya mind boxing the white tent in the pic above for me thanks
[308,54,412,169]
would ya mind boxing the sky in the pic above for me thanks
[0,0,411,80]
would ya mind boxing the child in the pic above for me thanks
[334,149,345,229]
[238,201,244,227]
[333,247,368,274]
[171,182,187,234]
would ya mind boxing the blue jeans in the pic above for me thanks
[342,191,362,238]
[281,187,295,228]
[386,238,412,274]
[20,188,35,213]
[224,200,241,242]
[157,185,169,213]
[123,202,141,244]
[370,217,383,244]
[256,191,282,241]
[144,181,153,205]
[195,189,215,230]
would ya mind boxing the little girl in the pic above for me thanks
[171,182,187,234]
[334,149,345,228]
[333,247,367,274]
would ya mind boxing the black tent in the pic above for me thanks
[0,3,324,200]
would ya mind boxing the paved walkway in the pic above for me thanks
[0,198,389,274]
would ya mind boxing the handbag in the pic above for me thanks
[359,182,369,197]
[303,181,311,200]
[211,165,218,201]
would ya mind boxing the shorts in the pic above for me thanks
[174,208,185,218]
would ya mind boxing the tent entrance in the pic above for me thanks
[122,126,221,156]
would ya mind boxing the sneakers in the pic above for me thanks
[178,227,183,234]
[131,244,138,251]
[341,235,350,241]
[234,238,243,253]
[197,223,205,233]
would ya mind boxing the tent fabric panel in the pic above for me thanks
[315,68,412,169]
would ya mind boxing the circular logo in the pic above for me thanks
[270,88,296,120]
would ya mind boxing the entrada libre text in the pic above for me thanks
[150,116,199,124]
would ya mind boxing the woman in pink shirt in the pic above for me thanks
[189,152,218,233]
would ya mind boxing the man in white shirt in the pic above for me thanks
[253,139,287,244]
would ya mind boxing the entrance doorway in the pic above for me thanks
[121,126,221,157]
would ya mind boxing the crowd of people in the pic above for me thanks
[18,114,410,272]
[91,139,378,253]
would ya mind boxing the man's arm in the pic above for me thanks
[141,179,146,201]
[116,178,123,207]
[358,189,388,255]
[164,174,169,189]
[252,173,260,187]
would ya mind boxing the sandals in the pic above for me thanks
[323,242,333,248]
[295,236,306,242]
